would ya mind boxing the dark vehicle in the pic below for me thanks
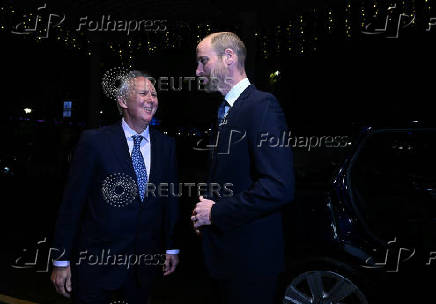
[282,126,436,303]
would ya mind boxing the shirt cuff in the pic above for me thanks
[166,249,180,255]
[53,260,70,267]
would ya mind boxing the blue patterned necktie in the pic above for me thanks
[131,135,148,201]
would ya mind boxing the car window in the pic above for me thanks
[350,129,436,242]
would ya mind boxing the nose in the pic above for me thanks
[145,92,156,102]
[196,63,203,77]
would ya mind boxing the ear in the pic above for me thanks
[117,96,128,110]
[223,48,235,66]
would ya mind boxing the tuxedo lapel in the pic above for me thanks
[228,84,254,113]
[107,122,161,206]
[136,128,161,207]
[107,122,136,178]
[208,85,255,180]
[148,128,160,185]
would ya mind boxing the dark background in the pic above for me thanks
[0,0,434,303]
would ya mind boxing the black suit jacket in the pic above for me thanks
[52,121,179,289]
[202,85,295,278]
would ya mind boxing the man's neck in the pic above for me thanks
[220,71,247,96]
[124,117,148,134]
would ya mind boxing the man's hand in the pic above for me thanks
[51,265,72,298]
[163,254,179,276]
[191,196,215,229]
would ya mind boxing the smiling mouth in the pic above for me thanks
[144,106,153,114]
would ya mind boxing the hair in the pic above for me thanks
[116,70,151,115]
[208,32,246,72]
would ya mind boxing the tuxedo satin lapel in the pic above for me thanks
[148,128,160,186]
[107,122,136,177]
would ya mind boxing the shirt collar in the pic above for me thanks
[224,78,250,107]
[121,118,150,142]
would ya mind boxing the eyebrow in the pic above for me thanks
[138,89,157,94]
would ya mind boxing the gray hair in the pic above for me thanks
[116,70,151,115]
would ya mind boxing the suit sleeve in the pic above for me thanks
[164,137,180,250]
[210,95,295,232]
[52,131,97,260]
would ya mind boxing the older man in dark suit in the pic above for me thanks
[51,71,179,304]
[192,32,295,304]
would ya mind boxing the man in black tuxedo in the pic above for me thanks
[192,32,295,304]
[51,71,179,304]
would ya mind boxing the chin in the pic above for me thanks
[142,112,155,122]
[142,117,152,125]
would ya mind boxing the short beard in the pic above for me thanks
[205,62,232,94]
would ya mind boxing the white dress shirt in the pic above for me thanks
[121,119,179,255]
[53,119,178,267]
[224,77,250,108]
[122,118,151,178]
[219,77,249,117]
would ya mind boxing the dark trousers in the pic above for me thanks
[210,276,279,304]
[72,270,151,304]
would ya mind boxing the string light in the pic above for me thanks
[360,5,366,31]
[313,9,318,52]
[263,34,268,59]
[425,0,431,17]
[275,25,281,56]
[4,1,432,64]
[287,20,292,54]
[345,1,352,39]
[328,9,334,34]
[299,15,304,55]
[410,0,416,25]
[374,0,379,17]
